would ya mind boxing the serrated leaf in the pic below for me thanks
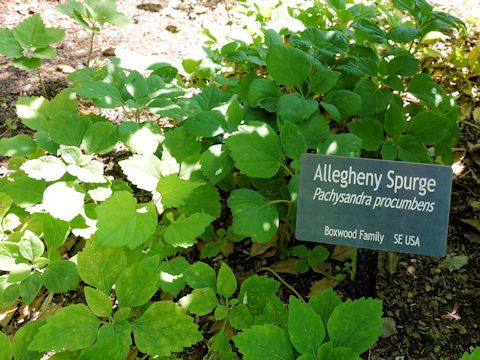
[120,122,164,155]
[208,330,235,360]
[381,140,398,160]
[328,298,383,354]
[158,256,189,296]
[277,94,318,124]
[84,287,112,317]
[95,191,157,248]
[43,260,79,293]
[267,45,312,90]
[0,29,22,58]
[20,271,42,305]
[384,103,405,139]
[226,99,243,130]
[238,275,280,316]
[12,57,41,70]
[78,336,126,360]
[66,161,105,183]
[229,303,253,330]
[190,84,224,111]
[348,117,385,151]
[353,18,386,44]
[280,121,307,161]
[317,342,360,360]
[43,213,69,251]
[254,296,288,331]
[317,133,362,158]
[43,182,85,222]
[408,111,447,144]
[388,55,419,77]
[217,262,237,299]
[93,321,131,360]
[164,213,214,248]
[309,70,341,95]
[132,301,203,357]
[354,79,393,116]
[233,325,294,360]
[387,26,421,43]
[82,121,119,154]
[186,262,217,291]
[12,319,45,360]
[179,287,219,315]
[29,304,101,351]
[0,175,45,207]
[407,73,443,109]
[0,331,12,360]
[297,113,330,149]
[324,90,362,117]
[119,154,162,192]
[308,287,341,329]
[19,230,44,261]
[0,242,22,271]
[163,126,201,163]
[75,82,124,108]
[200,144,234,184]
[7,263,31,283]
[0,276,20,307]
[396,135,431,163]
[180,182,221,218]
[20,156,66,181]
[183,110,225,137]
[247,78,283,112]
[288,296,325,356]
[49,113,91,147]
[0,135,36,157]
[228,189,279,243]
[77,241,127,294]
[225,121,283,178]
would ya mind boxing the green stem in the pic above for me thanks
[281,163,294,177]
[269,199,290,205]
[36,68,48,99]
[87,32,95,68]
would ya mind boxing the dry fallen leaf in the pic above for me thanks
[461,218,480,232]
[331,245,354,262]
[307,278,338,298]
[270,257,299,275]
[250,235,277,258]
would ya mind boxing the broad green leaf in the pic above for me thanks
[0,332,12,360]
[16,96,48,131]
[20,156,66,181]
[288,296,325,356]
[0,242,22,271]
[0,192,12,220]
[163,126,201,163]
[12,319,45,360]
[396,135,431,163]
[158,256,189,296]
[77,241,127,294]
[29,304,101,351]
[179,287,219,315]
[407,73,443,109]
[95,321,131,360]
[309,70,341,95]
[0,135,36,157]
[132,301,203,357]
[408,112,447,144]
[82,121,119,154]
[12,14,64,48]
[387,26,421,43]
[45,89,77,119]
[233,325,294,360]
[43,214,69,251]
[200,144,234,184]
[267,45,312,90]
[116,256,159,307]
[8,263,32,283]
[254,296,288,331]
[0,276,20,307]
[228,189,279,243]
[384,103,406,139]
[0,29,22,58]
[120,122,164,155]
[388,55,419,77]
[352,18,386,44]
[43,182,85,222]
[0,175,45,207]
[277,94,318,124]
[328,298,383,354]
[308,287,341,329]
[225,121,283,178]
[320,101,342,123]
[226,99,243,130]
[229,303,253,330]
[84,287,112,317]
[19,230,44,261]
[382,140,398,160]
[348,117,385,151]
[280,121,307,161]
[164,213,214,248]
[208,330,235,360]
[49,113,91,147]
[238,275,280,316]
[183,110,225,137]
[186,262,217,291]
[12,57,41,70]
[317,134,362,157]
[247,78,283,112]
[323,90,362,117]
[156,174,201,208]
[189,84,224,112]
[217,262,237,299]
[75,82,124,108]
[78,336,126,360]
[297,113,330,149]
[20,271,43,305]
[354,79,393,116]
[95,192,157,248]
[60,146,90,165]
[317,342,360,360]
[179,182,221,218]
[460,348,480,360]
[43,260,79,293]
[66,160,105,183]
[119,154,162,192]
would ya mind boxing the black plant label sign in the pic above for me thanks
[296,154,452,256]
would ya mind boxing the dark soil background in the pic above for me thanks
[0,1,479,359]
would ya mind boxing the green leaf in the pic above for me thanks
[179,287,219,315]
[75,82,124,108]
[0,29,23,58]
[308,287,341,329]
[93,321,131,360]
[200,144,234,184]
[387,26,422,43]
[158,256,189,296]
[12,14,64,48]
[20,156,66,182]
[84,287,112,317]
[353,18,387,44]
[309,70,341,95]
[77,241,127,294]
[225,121,283,178]
[0,276,20,307]
[323,90,362,117]
[396,135,431,163]
[43,214,69,251]
[267,45,312,90]
[0,242,22,271]
[20,271,43,305]
[119,154,162,192]
[132,301,203,357]
[45,89,77,119]
[0,175,45,207]
[12,319,45,360]
[49,113,91,147]
[183,111,225,137]
[388,55,419,77]
[280,121,307,161]
[229,303,253,330]
[95,191,157,248]
[460,348,480,360]
[29,304,101,351]
[163,126,201,163]
[255,296,288,331]
[277,94,318,124]
[238,275,280,316]
[16,96,48,131]
[297,113,330,149]
[186,262,217,291]
[233,325,294,360]
[384,103,406,139]
[120,122,164,155]
[178,181,221,218]
[288,296,325,356]
[189,84,224,112]
[407,73,443,109]
[8,263,32,283]
[381,140,398,160]
[0,331,12,360]
[228,189,279,243]
[408,112,447,144]
[317,342,360,360]
[116,256,160,308]
[0,134,36,157]
[82,121,119,154]
[317,133,362,157]
[43,260,79,293]
[18,230,44,261]
[328,298,383,354]
[163,213,215,248]
[348,117,384,151]
[226,99,243,130]
[208,330,235,360]
[217,262,237,299]
[78,335,127,360]
[12,57,41,70]
[354,79,393,116]
[43,182,85,222]
[247,78,283,112]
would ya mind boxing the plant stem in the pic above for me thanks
[257,267,307,304]
[87,32,95,68]
[281,163,294,177]
[36,68,48,98]
[269,199,290,205]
